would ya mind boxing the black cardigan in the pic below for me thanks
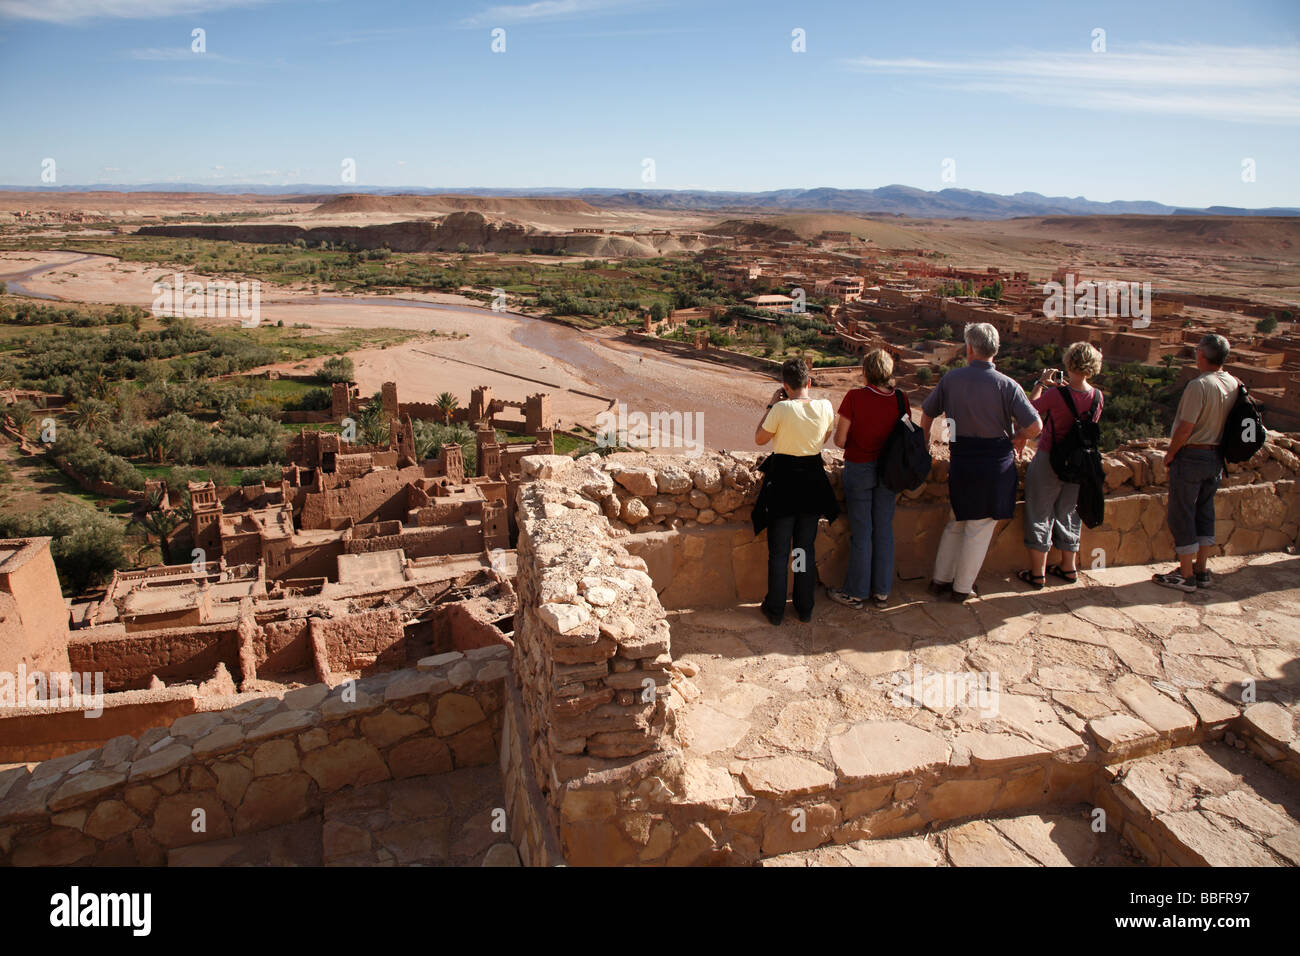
[751,452,840,535]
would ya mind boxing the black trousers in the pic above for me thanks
[762,512,819,621]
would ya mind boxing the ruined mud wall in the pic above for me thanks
[0,687,203,764]
[255,618,313,676]
[310,608,408,673]
[0,648,509,866]
[0,539,72,676]
[344,524,483,559]
[68,624,240,692]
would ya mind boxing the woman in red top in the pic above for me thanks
[1018,342,1104,589]
[828,349,911,609]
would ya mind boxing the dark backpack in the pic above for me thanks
[1219,381,1267,464]
[1049,386,1102,482]
[879,390,932,492]
[1048,386,1105,528]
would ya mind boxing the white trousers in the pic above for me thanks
[933,510,997,594]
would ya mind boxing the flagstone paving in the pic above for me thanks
[667,553,1300,864]
[762,807,1141,866]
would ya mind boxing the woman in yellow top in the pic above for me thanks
[753,359,837,624]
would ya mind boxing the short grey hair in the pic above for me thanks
[1198,333,1229,366]
[964,322,1000,358]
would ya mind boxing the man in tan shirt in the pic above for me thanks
[1154,334,1237,592]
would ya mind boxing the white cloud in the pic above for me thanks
[460,0,650,28]
[843,44,1300,124]
[0,0,275,23]
[128,46,239,61]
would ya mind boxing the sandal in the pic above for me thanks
[1016,569,1046,590]
[827,588,865,610]
[1046,564,1078,584]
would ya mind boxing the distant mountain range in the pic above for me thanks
[4,183,1297,219]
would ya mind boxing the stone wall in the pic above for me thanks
[0,647,509,866]
[552,437,1300,608]
[510,468,679,860]
[505,447,1300,866]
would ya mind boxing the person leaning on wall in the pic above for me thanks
[827,348,909,610]
[751,359,837,625]
[1018,342,1105,590]
[918,322,1041,603]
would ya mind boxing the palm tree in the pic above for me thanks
[73,399,111,435]
[361,415,390,447]
[131,498,182,564]
[435,392,459,425]
[7,400,35,437]
[143,425,170,463]
[411,421,441,462]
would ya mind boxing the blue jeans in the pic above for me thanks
[1168,448,1222,555]
[763,512,819,621]
[841,459,897,598]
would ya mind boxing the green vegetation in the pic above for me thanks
[0,502,127,593]
[992,344,1182,447]
[319,355,354,383]
[1256,315,1278,334]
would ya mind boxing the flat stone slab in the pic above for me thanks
[991,813,1100,866]
[953,731,1049,770]
[828,721,951,783]
[1243,702,1296,746]
[1112,675,1196,737]
[943,820,1036,867]
[679,704,750,756]
[1184,689,1239,726]
[838,836,944,867]
[1088,714,1158,754]
[739,755,835,798]
[763,698,836,752]
[679,759,737,811]
[1156,811,1280,867]
[994,694,1086,755]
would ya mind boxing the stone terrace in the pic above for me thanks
[664,552,1300,864]
[763,808,1141,866]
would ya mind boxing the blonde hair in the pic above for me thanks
[1064,342,1102,377]
[862,348,895,387]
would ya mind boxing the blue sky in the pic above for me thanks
[0,0,1297,207]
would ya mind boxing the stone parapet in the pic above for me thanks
[510,466,684,860]
[524,439,1300,608]
[0,647,508,866]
